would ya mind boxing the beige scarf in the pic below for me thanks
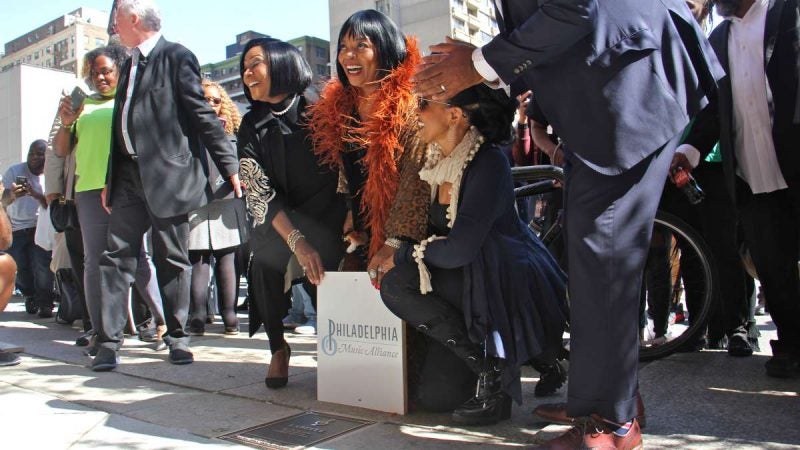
[414,126,484,293]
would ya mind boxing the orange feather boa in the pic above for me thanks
[308,37,420,259]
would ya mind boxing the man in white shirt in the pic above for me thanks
[675,0,800,378]
[1,140,56,318]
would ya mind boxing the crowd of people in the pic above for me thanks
[1,0,797,448]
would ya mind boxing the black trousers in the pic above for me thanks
[563,136,677,423]
[63,227,91,331]
[737,178,800,356]
[381,263,466,337]
[659,163,749,338]
[97,159,191,350]
[381,263,477,411]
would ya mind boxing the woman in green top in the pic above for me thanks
[54,44,165,351]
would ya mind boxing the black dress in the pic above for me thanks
[237,95,346,351]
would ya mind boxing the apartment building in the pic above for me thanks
[1,7,110,78]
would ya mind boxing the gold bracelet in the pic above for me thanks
[385,238,401,249]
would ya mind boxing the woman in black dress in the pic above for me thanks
[237,38,346,389]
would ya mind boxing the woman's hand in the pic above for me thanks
[367,244,396,289]
[58,94,82,128]
[294,238,325,285]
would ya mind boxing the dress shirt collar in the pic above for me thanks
[136,32,162,58]
[724,0,768,22]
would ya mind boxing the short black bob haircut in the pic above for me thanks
[449,84,516,145]
[336,9,407,88]
[239,37,312,104]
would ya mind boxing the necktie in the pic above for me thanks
[120,49,139,156]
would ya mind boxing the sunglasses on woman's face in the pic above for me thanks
[417,97,452,111]
[206,97,222,106]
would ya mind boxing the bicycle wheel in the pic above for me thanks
[512,167,717,361]
[638,210,716,361]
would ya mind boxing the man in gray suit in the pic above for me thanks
[92,0,240,371]
[415,1,722,447]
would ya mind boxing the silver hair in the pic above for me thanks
[117,0,162,32]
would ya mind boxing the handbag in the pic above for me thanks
[50,150,79,232]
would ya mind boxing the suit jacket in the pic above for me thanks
[107,36,239,218]
[684,0,800,200]
[483,0,724,175]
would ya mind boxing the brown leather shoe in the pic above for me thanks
[533,415,643,450]
[532,393,647,429]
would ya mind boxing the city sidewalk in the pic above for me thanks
[1,295,798,449]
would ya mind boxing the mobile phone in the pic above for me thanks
[15,176,28,187]
[70,86,88,111]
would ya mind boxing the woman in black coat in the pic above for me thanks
[237,38,346,389]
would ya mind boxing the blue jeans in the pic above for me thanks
[8,227,55,308]
[287,283,315,323]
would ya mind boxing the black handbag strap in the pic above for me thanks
[62,151,76,202]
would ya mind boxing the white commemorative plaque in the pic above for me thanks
[317,272,407,414]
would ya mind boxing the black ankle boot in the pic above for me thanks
[531,359,567,397]
[452,363,512,426]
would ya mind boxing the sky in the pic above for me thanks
[0,0,331,65]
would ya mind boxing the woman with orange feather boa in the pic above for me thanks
[308,9,430,282]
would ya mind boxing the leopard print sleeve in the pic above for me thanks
[384,126,430,243]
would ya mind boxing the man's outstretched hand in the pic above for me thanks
[414,37,484,101]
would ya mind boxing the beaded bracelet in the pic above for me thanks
[286,229,305,253]
[384,237,401,249]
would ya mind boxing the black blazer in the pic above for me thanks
[483,0,723,175]
[107,36,239,218]
[685,0,800,200]
[237,95,346,269]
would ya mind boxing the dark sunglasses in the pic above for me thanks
[417,97,452,111]
[206,97,222,106]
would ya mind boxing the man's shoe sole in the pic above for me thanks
[169,357,194,365]
[91,362,117,372]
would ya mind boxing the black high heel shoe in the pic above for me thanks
[452,364,512,426]
[265,343,291,389]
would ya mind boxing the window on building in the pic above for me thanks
[453,0,464,6]
[315,46,327,58]
[317,64,327,76]
[71,49,75,57]
[479,31,493,43]
[95,38,105,47]
[375,0,390,15]
[454,18,466,30]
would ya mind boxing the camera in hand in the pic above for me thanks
[14,176,28,187]
[672,166,704,205]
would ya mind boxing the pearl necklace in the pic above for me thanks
[271,94,297,116]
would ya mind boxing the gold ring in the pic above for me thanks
[368,269,378,278]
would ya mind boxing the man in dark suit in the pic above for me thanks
[676,0,800,378]
[91,0,240,371]
[415,1,722,447]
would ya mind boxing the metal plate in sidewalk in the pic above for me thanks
[220,411,374,449]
